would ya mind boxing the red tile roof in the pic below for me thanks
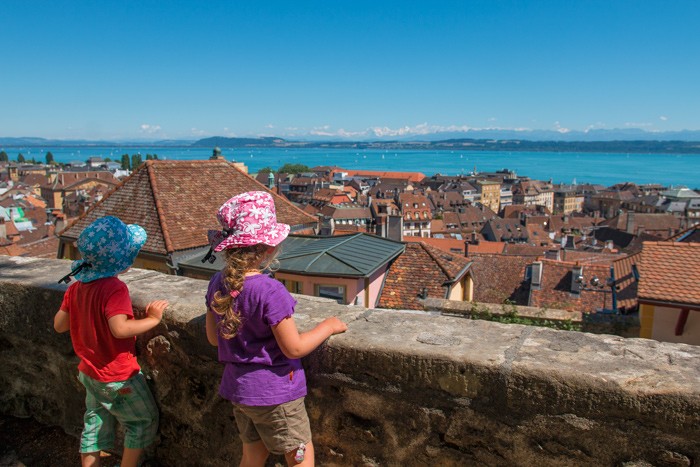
[612,252,641,311]
[58,160,318,256]
[637,242,700,307]
[0,241,26,256]
[41,171,119,190]
[404,236,466,254]
[378,242,471,310]
[347,170,426,183]
[467,254,531,305]
[466,241,505,255]
[529,260,612,312]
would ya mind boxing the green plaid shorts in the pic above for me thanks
[78,371,159,453]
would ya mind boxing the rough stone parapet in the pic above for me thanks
[1,256,698,466]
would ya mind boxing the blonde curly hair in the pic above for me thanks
[210,244,278,339]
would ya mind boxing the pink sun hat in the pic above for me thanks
[207,191,290,251]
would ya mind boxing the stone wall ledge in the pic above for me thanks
[1,255,699,466]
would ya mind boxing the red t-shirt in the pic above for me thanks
[60,277,141,382]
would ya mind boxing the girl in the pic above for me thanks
[204,191,347,467]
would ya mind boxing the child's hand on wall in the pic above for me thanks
[146,300,169,322]
[322,316,348,335]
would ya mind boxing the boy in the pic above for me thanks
[54,216,167,467]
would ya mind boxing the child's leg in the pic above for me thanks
[78,373,117,460]
[283,441,314,467]
[113,373,159,460]
[81,452,101,467]
[120,447,144,467]
[240,440,270,467]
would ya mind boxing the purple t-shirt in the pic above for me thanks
[206,272,307,405]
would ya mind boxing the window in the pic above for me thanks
[315,284,346,304]
[279,279,303,294]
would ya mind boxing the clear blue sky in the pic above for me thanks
[2,1,699,140]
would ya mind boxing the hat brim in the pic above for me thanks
[210,222,290,251]
[74,224,147,283]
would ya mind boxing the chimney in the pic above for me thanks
[626,211,635,234]
[605,240,614,251]
[0,218,6,241]
[464,241,469,258]
[571,264,584,294]
[531,261,543,287]
[470,231,479,245]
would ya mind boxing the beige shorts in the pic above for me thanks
[233,397,312,455]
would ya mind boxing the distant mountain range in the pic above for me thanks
[2,129,700,154]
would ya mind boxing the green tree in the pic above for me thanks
[258,166,275,174]
[17,153,25,163]
[121,154,130,170]
[277,163,311,174]
[146,154,153,160]
[45,151,54,165]
[0,151,8,162]
[131,153,142,169]
[152,154,158,160]
[104,157,112,162]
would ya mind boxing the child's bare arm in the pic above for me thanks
[272,316,347,359]
[205,311,219,346]
[108,300,168,339]
[54,310,70,333]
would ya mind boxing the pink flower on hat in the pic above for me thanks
[208,191,290,251]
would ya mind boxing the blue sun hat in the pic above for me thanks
[58,216,147,284]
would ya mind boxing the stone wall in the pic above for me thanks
[423,297,641,337]
[1,256,699,467]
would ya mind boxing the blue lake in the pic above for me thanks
[6,146,700,188]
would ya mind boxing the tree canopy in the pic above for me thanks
[0,151,8,162]
[277,163,311,174]
[121,154,130,170]
[131,154,142,169]
[17,153,25,163]
[45,151,54,164]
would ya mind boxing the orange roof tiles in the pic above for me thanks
[347,170,426,183]
[529,260,612,312]
[467,254,531,305]
[404,236,466,255]
[612,252,641,311]
[467,241,505,255]
[637,242,700,306]
[378,242,471,310]
[59,160,318,256]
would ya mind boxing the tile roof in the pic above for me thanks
[0,241,26,256]
[612,252,641,311]
[41,171,119,190]
[600,212,682,233]
[347,170,426,183]
[378,242,471,310]
[404,236,466,255]
[466,241,505,255]
[467,254,531,305]
[58,160,318,256]
[320,205,372,219]
[529,260,613,312]
[637,242,700,306]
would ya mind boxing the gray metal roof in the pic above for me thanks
[277,234,405,277]
[177,233,405,278]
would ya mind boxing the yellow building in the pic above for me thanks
[476,180,502,212]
